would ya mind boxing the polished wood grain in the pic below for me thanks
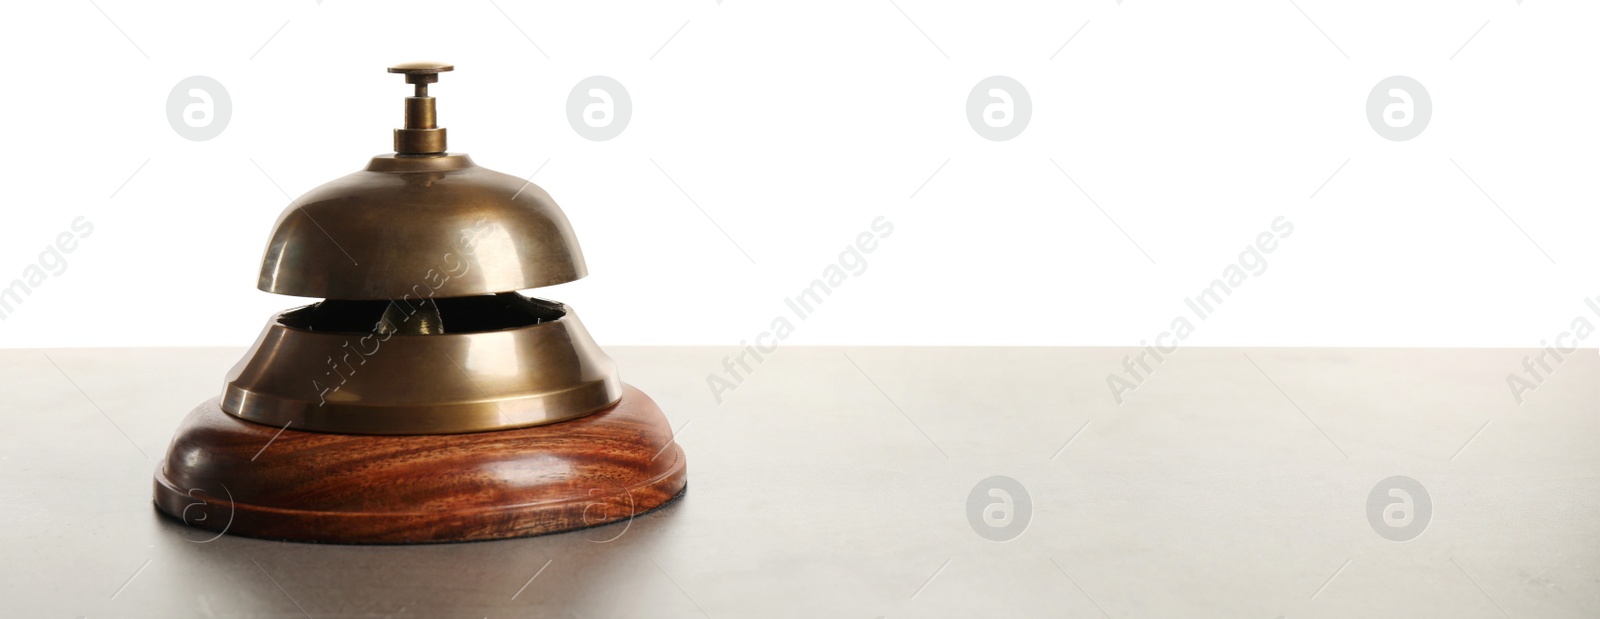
[153,384,686,544]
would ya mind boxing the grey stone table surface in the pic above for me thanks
[0,346,1595,618]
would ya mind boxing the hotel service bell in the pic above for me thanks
[153,62,687,543]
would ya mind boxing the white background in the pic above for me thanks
[0,0,1594,348]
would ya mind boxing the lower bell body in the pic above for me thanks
[152,295,687,543]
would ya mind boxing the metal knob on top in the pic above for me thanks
[389,62,453,155]
[388,61,453,81]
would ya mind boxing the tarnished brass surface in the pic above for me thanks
[255,154,588,299]
[221,298,621,435]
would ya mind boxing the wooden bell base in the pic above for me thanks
[153,384,687,544]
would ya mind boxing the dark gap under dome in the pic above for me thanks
[279,292,565,334]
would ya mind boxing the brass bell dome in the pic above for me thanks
[256,154,587,299]
[257,62,587,299]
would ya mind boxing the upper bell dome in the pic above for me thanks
[255,62,587,299]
